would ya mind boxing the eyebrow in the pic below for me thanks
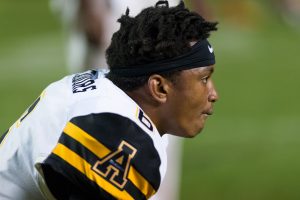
[203,66,214,74]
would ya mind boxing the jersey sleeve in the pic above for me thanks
[41,113,162,200]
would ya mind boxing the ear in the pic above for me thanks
[147,75,171,104]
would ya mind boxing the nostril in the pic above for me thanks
[208,94,218,102]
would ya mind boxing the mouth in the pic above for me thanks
[202,109,213,116]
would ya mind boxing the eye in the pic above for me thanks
[201,76,209,84]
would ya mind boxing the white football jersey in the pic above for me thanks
[0,70,167,200]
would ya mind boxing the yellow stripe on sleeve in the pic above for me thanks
[63,122,110,158]
[52,143,134,200]
[128,167,156,199]
[62,121,158,199]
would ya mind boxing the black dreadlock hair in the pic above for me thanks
[106,1,218,91]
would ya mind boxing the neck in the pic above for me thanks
[126,88,166,136]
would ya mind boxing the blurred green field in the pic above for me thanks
[1,0,300,199]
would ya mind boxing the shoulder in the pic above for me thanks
[42,112,164,199]
[69,112,161,159]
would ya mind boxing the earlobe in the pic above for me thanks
[148,75,169,104]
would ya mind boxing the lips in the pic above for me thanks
[203,108,213,115]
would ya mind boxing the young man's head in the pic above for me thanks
[106,0,219,137]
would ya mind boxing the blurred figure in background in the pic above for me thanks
[273,0,300,28]
[50,0,111,73]
[50,0,212,72]
[186,0,214,21]
[50,1,212,199]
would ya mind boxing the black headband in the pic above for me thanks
[110,39,215,77]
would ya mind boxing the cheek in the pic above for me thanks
[187,86,208,110]
[168,89,208,137]
[177,92,205,124]
[197,93,208,109]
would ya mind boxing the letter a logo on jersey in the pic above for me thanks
[92,141,137,189]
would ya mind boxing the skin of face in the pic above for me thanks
[161,65,219,138]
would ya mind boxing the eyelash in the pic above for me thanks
[201,76,209,84]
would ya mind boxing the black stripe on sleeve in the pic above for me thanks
[42,154,117,200]
[58,132,99,164]
[44,129,149,199]
[42,112,162,199]
[126,181,147,200]
[70,113,162,191]
[58,132,148,199]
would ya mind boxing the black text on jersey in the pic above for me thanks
[72,71,98,93]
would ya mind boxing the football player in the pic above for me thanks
[50,0,212,199]
[0,1,219,199]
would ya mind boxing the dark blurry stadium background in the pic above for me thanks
[1,0,300,199]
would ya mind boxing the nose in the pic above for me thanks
[208,82,219,103]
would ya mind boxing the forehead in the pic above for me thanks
[182,65,215,76]
[172,65,215,89]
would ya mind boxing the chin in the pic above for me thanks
[179,126,204,138]
[168,122,205,138]
[188,129,204,138]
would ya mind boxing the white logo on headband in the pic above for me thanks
[208,45,214,53]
